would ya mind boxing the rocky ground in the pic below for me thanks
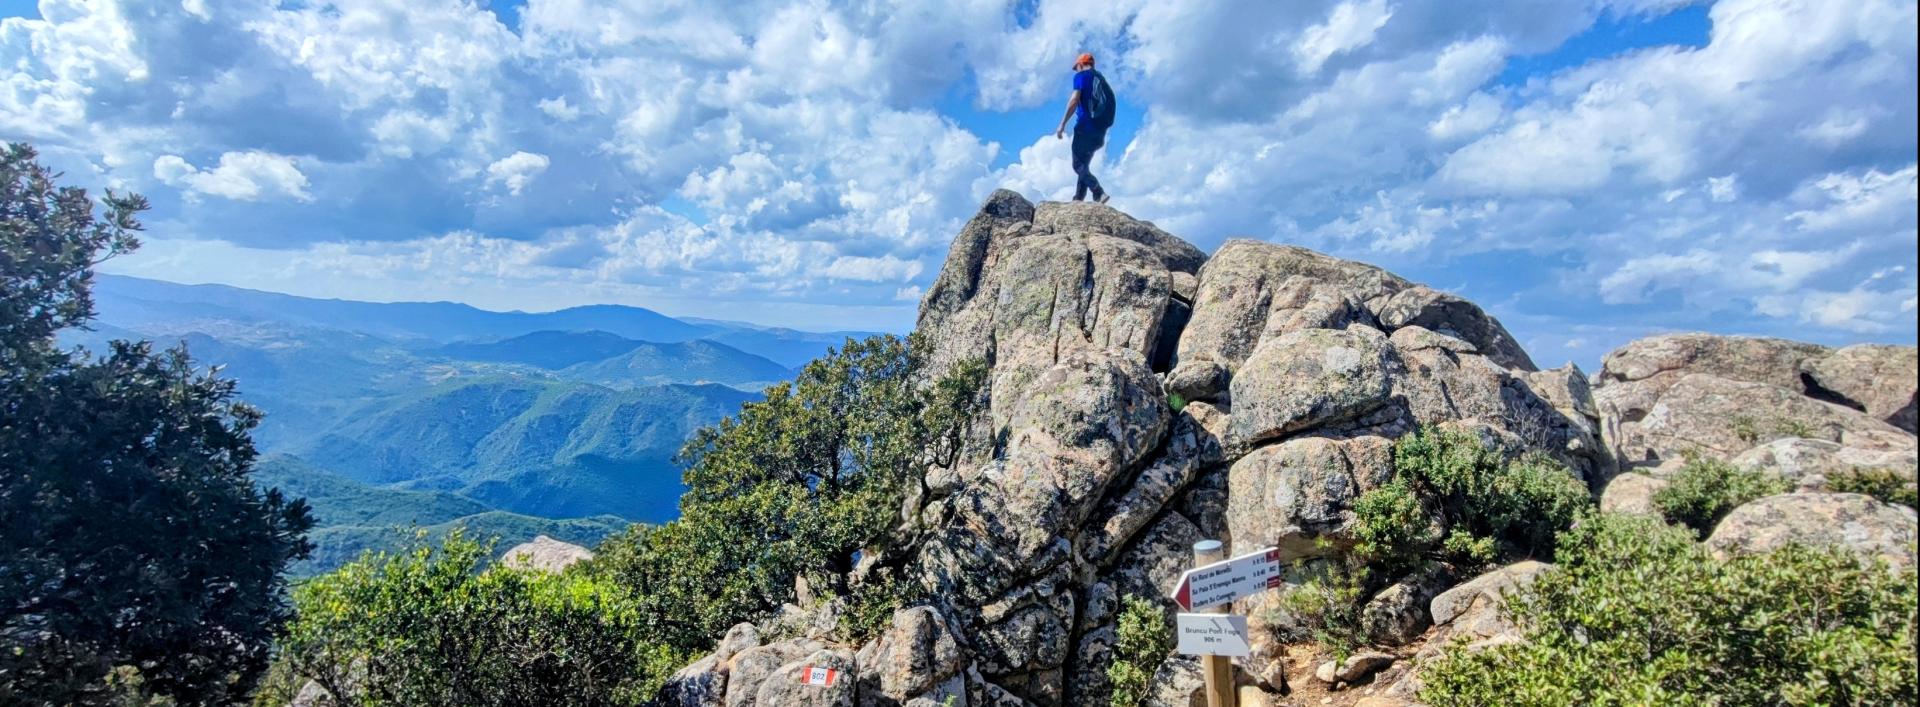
[652,193,1916,707]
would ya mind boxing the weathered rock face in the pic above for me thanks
[1707,493,1918,568]
[909,198,1604,705]
[1595,334,1920,467]
[1730,438,1918,490]
[1801,344,1918,433]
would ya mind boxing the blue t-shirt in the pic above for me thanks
[1073,70,1094,123]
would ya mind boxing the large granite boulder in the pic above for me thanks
[1228,327,1396,448]
[1226,435,1396,558]
[1599,472,1670,515]
[1623,374,1913,462]
[1730,437,1918,490]
[1375,285,1535,371]
[1594,334,1920,467]
[916,191,1199,377]
[754,649,858,707]
[1801,343,1918,433]
[1706,493,1918,568]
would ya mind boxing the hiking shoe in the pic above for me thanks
[1096,192,1111,204]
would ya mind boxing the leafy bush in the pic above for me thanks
[1107,596,1173,707]
[835,567,925,643]
[1652,455,1790,537]
[1829,467,1918,510]
[1419,511,1918,706]
[2,143,314,704]
[276,531,681,706]
[1352,479,1431,573]
[1356,426,1589,569]
[1273,561,1370,659]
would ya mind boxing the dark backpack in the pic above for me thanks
[1085,70,1117,129]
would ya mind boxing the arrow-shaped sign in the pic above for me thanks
[1169,546,1283,611]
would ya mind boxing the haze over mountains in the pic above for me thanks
[73,275,880,574]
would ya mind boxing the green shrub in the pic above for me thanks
[1419,511,1918,706]
[1107,596,1173,707]
[1652,456,1790,537]
[1829,467,1918,510]
[1381,426,1590,566]
[278,531,681,706]
[1273,562,1370,660]
[1353,479,1431,573]
[1167,392,1188,412]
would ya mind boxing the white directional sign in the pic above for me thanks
[1168,546,1283,611]
[1176,613,1252,657]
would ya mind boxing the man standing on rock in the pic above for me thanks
[1056,52,1116,203]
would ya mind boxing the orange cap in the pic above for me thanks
[1075,52,1095,68]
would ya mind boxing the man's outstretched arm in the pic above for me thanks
[1056,91,1080,139]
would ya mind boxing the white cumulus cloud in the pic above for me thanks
[152,151,312,202]
[485,151,552,196]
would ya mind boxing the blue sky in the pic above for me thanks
[2,0,1914,370]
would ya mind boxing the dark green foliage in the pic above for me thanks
[1828,467,1918,510]
[1353,425,1589,572]
[1653,455,1790,537]
[1419,511,1919,706]
[1352,479,1431,573]
[1272,561,1370,660]
[1391,427,1590,563]
[836,568,925,643]
[1,143,143,369]
[1,143,313,704]
[580,341,988,652]
[1107,596,1173,707]
[277,531,682,706]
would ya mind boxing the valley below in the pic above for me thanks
[74,274,876,574]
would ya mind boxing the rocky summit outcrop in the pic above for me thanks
[660,193,1919,707]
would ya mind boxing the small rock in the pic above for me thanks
[1315,659,1339,685]
[1430,560,1553,626]
[1335,651,1395,683]
[1166,359,1231,403]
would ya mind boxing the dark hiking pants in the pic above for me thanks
[1071,123,1107,201]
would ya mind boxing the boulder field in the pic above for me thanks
[659,192,1917,707]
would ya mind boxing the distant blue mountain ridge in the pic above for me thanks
[91,274,875,368]
[76,274,881,575]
